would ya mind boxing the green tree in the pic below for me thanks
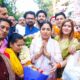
[0,0,21,20]
[34,0,53,18]
[4,0,19,20]
[0,0,4,5]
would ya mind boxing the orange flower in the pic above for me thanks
[74,32,80,40]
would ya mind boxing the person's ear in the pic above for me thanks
[10,42,13,48]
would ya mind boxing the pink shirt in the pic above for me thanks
[0,39,7,54]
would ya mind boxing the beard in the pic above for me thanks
[37,20,46,28]
[27,21,34,27]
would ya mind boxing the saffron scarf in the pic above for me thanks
[4,48,23,76]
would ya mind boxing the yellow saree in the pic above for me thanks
[4,48,23,76]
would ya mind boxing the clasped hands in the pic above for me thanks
[39,40,51,60]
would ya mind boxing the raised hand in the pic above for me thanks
[42,40,51,60]
[49,63,57,75]
[31,45,44,63]
[69,46,76,54]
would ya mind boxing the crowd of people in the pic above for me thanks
[0,4,80,80]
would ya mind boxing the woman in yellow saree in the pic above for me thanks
[4,33,25,80]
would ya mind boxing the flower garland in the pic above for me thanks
[74,32,80,40]
[19,46,31,65]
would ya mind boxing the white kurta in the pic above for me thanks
[15,24,25,36]
[62,50,80,80]
[30,37,62,74]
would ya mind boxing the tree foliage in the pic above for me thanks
[34,0,53,18]
[0,0,20,20]
[0,0,4,5]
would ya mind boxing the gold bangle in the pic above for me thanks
[57,63,61,68]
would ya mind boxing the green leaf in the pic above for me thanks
[25,37,33,48]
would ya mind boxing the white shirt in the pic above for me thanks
[62,50,80,80]
[30,37,62,74]
[15,24,25,36]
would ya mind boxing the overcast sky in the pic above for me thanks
[15,0,39,13]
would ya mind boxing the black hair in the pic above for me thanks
[55,12,66,19]
[0,18,12,27]
[24,11,35,19]
[8,33,24,48]
[36,10,47,17]
[0,4,6,7]
[40,21,52,30]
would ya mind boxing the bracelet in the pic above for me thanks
[26,61,32,65]
[57,63,61,68]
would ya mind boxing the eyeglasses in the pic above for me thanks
[26,18,35,20]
